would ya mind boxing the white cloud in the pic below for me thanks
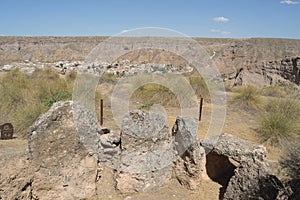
[220,31,231,35]
[213,16,229,23]
[210,29,231,35]
[210,29,220,33]
[280,0,299,4]
[120,30,129,33]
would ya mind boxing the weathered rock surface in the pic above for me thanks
[226,56,300,88]
[224,162,288,200]
[116,110,176,193]
[202,133,288,200]
[98,129,121,169]
[201,133,267,163]
[28,101,100,199]
[0,157,34,200]
[173,142,206,190]
[172,116,206,190]
[172,116,198,156]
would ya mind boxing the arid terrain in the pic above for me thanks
[0,37,299,199]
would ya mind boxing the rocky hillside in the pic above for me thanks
[0,37,300,87]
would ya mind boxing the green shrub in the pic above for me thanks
[232,85,262,109]
[138,102,153,111]
[258,98,300,146]
[41,90,72,108]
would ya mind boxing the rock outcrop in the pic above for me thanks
[98,129,121,169]
[172,116,206,190]
[27,105,207,196]
[226,56,300,87]
[116,110,176,193]
[172,116,198,156]
[28,101,101,199]
[202,133,288,199]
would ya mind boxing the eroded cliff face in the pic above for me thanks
[0,37,300,87]
[225,56,300,87]
[0,37,106,65]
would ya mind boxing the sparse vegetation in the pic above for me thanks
[280,141,300,179]
[131,75,209,107]
[257,98,300,146]
[279,140,300,199]
[224,83,233,92]
[98,73,117,84]
[132,83,179,106]
[0,69,74,137]
[232,85,263,109]
[261,86,287,98]
[138,102,154,111]
[188,76,210,99]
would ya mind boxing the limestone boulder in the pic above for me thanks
[28,101,100,199]
[202,133,288,199]
[172,116,206,190]
[116,110,176,193]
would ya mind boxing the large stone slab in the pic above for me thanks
[116,110,176,193]
[202,133,288,199]
[28,101,100,199]
[172,116,206,190]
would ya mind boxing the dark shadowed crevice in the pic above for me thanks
[205,152,238,199]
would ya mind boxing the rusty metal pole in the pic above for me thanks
[199,97,204,121]
[100,99,103,126]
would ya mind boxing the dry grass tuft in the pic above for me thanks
[231,85,263,110]
[0,69,74,137]
[257,98,300,146]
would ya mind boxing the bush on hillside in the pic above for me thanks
[261,86,287,98]
[257,98,300,146]
[232,85,262,109]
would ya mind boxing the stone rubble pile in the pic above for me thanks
[0,60,193,77]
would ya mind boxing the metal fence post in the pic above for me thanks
[100,99,103,126]
[199,97,203,121]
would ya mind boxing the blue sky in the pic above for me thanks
[0,0,299,38]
